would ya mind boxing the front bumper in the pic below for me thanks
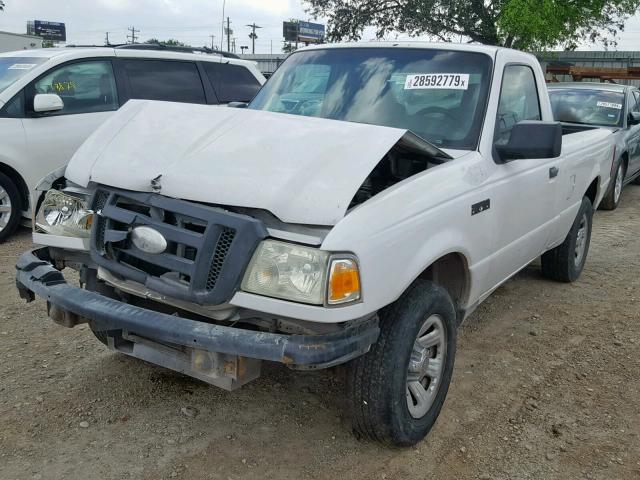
[16,248,379,369]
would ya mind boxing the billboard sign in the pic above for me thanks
[297,21,325,43]
[283,21,325,44]
[31,21,67,42]
[283,21,299,42]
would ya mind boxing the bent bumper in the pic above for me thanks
[15,248,379,368]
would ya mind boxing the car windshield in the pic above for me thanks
[0,57,47,94]
[549,88,625,127]
[249,47,493,150]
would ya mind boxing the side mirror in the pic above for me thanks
[33,93,64,113]
[496,121,562,162]
[629,112,640,125]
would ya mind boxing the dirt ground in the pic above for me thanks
[1,188,639,480]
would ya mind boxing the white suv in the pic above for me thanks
[0,46,265,241]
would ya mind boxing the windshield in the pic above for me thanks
[249,48,493,150]
[0,57,47,94]
[549,89,625,127]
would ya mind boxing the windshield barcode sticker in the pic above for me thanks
[597,101,622,110]
[8,64,37,70]
[405,73,470,90]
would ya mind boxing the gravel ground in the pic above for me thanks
[1,187,639,480]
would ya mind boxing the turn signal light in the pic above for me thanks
[328,258,361,305]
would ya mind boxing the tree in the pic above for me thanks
[282,42,297,54]
[0,1,5,11]
[144,38,189,47]
[304,0,640,50]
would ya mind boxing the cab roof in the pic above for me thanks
[297,41,507,57]
[548,82,631,93]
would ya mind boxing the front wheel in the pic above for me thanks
[541,196,593,282]
[0,172,22,243]
[600,161,624,210]
[346,280,457,446]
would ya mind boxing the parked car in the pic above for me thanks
[17,43,615,446]
[0,46,265,241]
[549,82,640,210]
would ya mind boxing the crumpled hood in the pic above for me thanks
[66,100,449,225]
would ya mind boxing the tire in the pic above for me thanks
[346,279,457,447]
[541,196,593,283]
[0,172,22,243]
[600,161,625,210]
[89,325,109,346]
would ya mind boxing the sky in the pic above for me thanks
[2,0,640,54]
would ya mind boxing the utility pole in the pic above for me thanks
[127,26,139,44]
[104,32,110,46]
[240,45,248,55]
[226,17,232,52]
[209,34,216,50]
[221,0,226,51]
[246,22,262,54]
[231,37,237,53]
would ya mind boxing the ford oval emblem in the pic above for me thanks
[131,226,167,255]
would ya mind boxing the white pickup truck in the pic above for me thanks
[17,43,615,446]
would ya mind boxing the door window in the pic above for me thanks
[203,62,261,103]
[33,61,118,115]
[495,65,541,146]
[631,90,640,113]
[122,59,206,104]
[0,92,24,118]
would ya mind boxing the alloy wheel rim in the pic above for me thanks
[614,164,623,204]
[0,186,12,233]
[574,213,588,268]
[406,314,447,419]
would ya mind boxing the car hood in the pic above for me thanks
[66,100,452,225]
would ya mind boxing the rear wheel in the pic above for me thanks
[600,161,625,210]
[347,280,457,446]
[541,196,593,282]
[0,172,22,243]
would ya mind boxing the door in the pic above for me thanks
[21,59,119,191]
[0,93,27,210]
[488,64,560,287]
[626,90,640,177]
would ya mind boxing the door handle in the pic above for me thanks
[549,166,559,178]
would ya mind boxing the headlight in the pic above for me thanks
[241,240,361,306]
[35,190,93,238]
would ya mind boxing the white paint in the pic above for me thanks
[66,101,439,226]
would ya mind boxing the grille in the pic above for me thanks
[90,186,267,305]
[206,228,236,291]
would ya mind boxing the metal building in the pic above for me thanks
[0,31,43,53]
[238,54,288,77]
[538,51,640,86]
